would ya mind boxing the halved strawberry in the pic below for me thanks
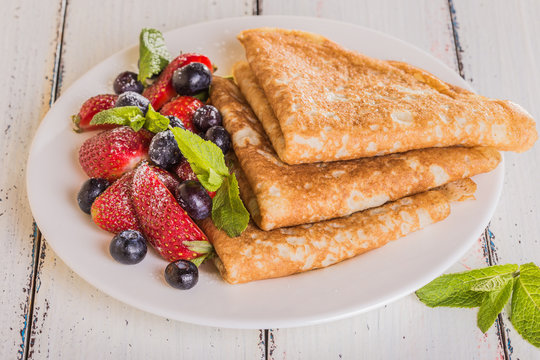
[174,159,216,198]
[160,96,203,132]
[79,127,153,181]
[131,163,211,262]
[142,53,212,110]
[151,166,180,194]
[72,94,118,132]
[91,170,140,233]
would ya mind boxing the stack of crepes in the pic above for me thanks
[201,28,537,284]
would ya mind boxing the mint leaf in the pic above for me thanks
[90,106,144,128]
[170,127,229,191]
[477,276,514,333]
[511,263,540,348]
[138,28,171,84]
[472,274,514,292]
[211,174,249,237]
[190,252,212,268]
[193,91,209,102]
[144,105,170,133]
[182,240,213,255]
[416,264,518,307]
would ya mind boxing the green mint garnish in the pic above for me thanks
[417,263,540,348]
[138,28,171,84]
[211,173,250,237]
[89,104,170,133]
[511,263,540,347]
[190,252,212,268]
[170,127,229,191]
[193,91,209,102]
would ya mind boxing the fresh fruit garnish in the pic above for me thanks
[72,94,118,132]
[131,163,212,262]
[79,126,152,181]
[175,180,212,220]
[114,71,144,94]
[90,170,141,233]
[142,53,212,110]
[164,260,198,290]
[77,178,110,214]
[149,130,183,169]
[172,62,212,96]
[192,105,222,132]
[167,115,185,130]
[109,230,147,264]
[151,166,180,194]
[173,159,216,199]
[160,96,203,132]
[115,91,150,115]
[204,125,231,154]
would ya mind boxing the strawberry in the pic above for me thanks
[79,127,153,181]
[173,159,216,198]
[90,170,140,233]
[131,163,211,262]
[160,96,203,132]
[151,166,180,194]
[72,94,118,132]
[142,53,212,110]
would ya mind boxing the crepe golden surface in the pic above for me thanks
[238,28,537,164]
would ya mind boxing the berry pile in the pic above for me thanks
[74,34,231,290]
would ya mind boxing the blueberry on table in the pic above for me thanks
[205,125,231,154]
[109,230,147,265]
[149,130,183,169]
[175,180,212,220]
[115,91,150,115]
[172,62,212,96]
[77,178,110,214]
[113,71,144,94]
[164,260,198,289]
[192,105,222,132]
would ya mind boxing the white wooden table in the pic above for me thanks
[2,0,539,358]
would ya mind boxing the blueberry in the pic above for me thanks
[115,91,150,115]
[175,180,212,220]
[149,130,183,169]
[205,126,231,154]
[192,105,222,132]
[77,178,110,214]
[167,115,185,130]
[172,63,212,96]
[113,71,144,94]
[164,260,198,289]
[109,230,147,265]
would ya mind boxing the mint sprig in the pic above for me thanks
[89,104,170,133]
[138,28,171,84]
[211,173,250,237]
[417,263,540,348]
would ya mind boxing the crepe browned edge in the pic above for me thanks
[200,177,477,285]
[237,28,537,165]
[210,76,501,231]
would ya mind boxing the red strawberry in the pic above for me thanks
[151,166,180,194]
[72,94,118,132]
[142,53,212,110]
[131,163,211,262]
[79,127,153,181]
[160,96,203,132]
[173,159,216,198]
[90,170,140,233]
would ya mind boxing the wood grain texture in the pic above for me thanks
[261,0,508,358]
[0,0,65,358]
[26,1,264,359]
[452,0,540,357]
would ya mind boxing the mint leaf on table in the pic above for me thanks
[511,263,540,347]
[416,264,518,307]
[138,28,171,84]
[170,127,229,191]
[477,276,514,333]
[211,174,249,237]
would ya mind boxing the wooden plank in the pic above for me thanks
[0,0,65,358]
[27,1,265,359]
[261,1,507,358]
[451,0,540,357]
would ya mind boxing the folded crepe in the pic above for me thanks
[237,28,537,165]
[210,76,501,231]
[200,178,476,284]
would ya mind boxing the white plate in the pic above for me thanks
[27,16,504,329]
